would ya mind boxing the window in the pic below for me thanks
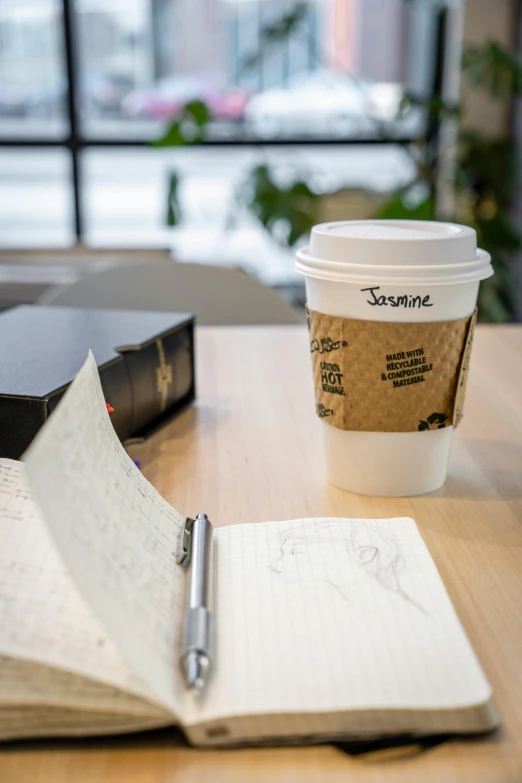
[0,0,67,139]
[0,149,73,244]
[1,0,442,278]
[81,145,415,260]
[72,0,434,141]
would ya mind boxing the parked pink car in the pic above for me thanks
[122,76,249,121]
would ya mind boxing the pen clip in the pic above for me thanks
[176,517,194,568]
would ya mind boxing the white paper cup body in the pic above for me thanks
[296,220,493,497]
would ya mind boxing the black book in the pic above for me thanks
[0,305,195,459]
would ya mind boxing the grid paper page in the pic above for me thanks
[24,353,186,718]
[0,458,162,714]
[187,517,492,726]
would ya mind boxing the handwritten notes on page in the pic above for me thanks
[24,353,186,717]
[0,458,155,707]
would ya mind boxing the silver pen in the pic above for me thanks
[177,513,214,695]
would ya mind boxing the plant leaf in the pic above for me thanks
[152,100,211,147]
[375,195,434,221]
[462,40,522,98]
[242,163,319,247]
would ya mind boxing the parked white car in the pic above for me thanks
[246,70,374,139]
[245,70,421,139]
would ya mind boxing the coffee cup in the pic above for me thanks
[295,220,493,496]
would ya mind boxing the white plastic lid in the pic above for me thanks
[295,220,493,285]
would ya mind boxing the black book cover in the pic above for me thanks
[0,305,195,459]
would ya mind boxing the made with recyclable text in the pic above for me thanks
[380,346,434,388]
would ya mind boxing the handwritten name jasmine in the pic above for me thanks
[361,286,433,309]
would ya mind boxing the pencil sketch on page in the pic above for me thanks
[268,519,426,614]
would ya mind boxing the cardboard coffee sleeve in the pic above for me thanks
[308,307,476,433]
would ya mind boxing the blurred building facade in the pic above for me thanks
[0,0,436,102]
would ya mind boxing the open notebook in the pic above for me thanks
[0,354,498,745]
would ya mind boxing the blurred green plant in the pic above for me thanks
[457,132,521,321]
[376,35,522,322]
[153,100,211,147]
[154,2,318,249]
[239,163,320,246]
[463,40,522,97]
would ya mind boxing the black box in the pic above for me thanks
[0,305,195,459]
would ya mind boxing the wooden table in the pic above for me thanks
[2,325,522,783]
